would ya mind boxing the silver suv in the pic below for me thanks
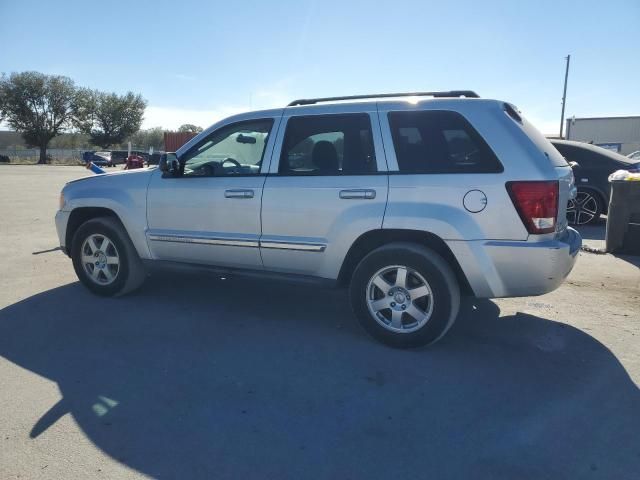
[56,91,581,347]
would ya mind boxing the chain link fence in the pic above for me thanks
[0,146,153,165]
[0,148,85,164]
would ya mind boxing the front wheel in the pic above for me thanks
[71,217,146,296]
[349,243,460,348]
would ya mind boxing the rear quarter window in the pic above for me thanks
[388,110,503,173]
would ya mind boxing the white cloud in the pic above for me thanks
[142,78,295,130]
[144,104,562,137]
[526,116,561,137]
[516,102,562,137]
[250,76,296,110]
[142,105,245,130]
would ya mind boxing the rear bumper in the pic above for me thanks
[448,227,581,298]
[55,210,71,255]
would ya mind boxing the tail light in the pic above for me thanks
[506,181,559,234]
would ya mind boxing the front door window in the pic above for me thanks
[181,119,273,177]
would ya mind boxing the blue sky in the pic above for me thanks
[1,0,638,134]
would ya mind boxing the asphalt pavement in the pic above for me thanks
[1,165,639,479]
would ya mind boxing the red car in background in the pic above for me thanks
[124,154,145,170]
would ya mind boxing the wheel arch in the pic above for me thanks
[337,229,473,295]
[66,207,124,254]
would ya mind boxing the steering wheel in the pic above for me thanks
[202,164,216,177]
[222,158,242,169]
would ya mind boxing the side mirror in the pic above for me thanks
[160,153,180,177]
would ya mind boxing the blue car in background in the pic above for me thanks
[82,151,115,167]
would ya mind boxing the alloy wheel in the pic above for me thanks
[567,191,599,225]
[366,265,434,333]
[80,233,120,285]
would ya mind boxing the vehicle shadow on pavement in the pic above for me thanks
[0,275,638,479]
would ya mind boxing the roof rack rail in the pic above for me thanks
[287,90,479,107]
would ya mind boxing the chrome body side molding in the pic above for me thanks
[149,234,326,252]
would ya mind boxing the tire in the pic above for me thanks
[349,242,460,348]
[71,216,146,297]
[567,188,602,225]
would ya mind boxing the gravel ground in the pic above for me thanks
[1,165,639,479]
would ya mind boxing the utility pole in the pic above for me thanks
[559,54,571,139]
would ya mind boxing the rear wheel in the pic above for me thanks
[567,189,602,225]
[349,243,460,348]
[71,217,146,296]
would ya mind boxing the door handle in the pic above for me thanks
[225,189,254,199]
[339,189,376,200]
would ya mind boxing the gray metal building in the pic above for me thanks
[565,116,640,155]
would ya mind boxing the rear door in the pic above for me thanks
[260,106,388,279]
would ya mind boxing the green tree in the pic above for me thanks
[49,132,91,149]
[75,89,146,148]
[178,123,203,133]
[129,127,165,150]
[0,71,78,163]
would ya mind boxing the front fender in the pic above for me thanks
[62,172,153,259]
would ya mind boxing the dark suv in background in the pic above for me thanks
[551,140,640,225]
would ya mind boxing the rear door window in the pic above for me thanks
[388,110,503,173]
[279,114,376,175]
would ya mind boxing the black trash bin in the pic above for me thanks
[605,180,640,254]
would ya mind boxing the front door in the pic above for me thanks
[146,117,278,269]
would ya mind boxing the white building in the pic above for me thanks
[565,116,640,155]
